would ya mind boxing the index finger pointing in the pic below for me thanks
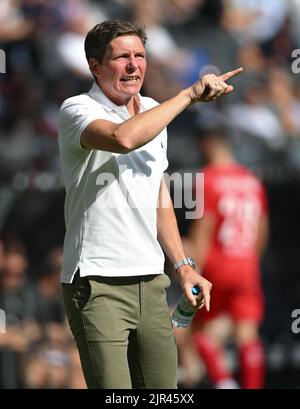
[219,67,243,82]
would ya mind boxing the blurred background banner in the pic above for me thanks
[0,0,300,389]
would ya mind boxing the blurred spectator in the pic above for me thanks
[162,0,204,24]
[21,339,71,389]
[226,76,286,148]
[222,0,288,45]
[33,246,65,324]
[188,126,269,388]
[21,337,86,388]
[288,0,300,47]
[238,42,266,76]
[1,240,36,325]
[56,0,96,78]
[0,0,34,42]
[0,240,41,388]
[267,67,300,138]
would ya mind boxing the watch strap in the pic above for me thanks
[174,257,196,271]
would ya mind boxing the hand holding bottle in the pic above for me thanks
[172,286,204,328]
[176,264,212,311]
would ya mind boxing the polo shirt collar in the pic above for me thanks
[88,82,143,116]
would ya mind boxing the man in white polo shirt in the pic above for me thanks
[58,20,243,389]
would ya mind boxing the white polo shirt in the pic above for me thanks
[58,82,168,283]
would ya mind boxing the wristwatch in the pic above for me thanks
[174,257,196,271]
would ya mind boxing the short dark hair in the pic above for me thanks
[196,126,229,145]
[84,20,147,64]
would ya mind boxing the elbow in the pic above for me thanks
[113,131,135,154]
[118,142,134,154]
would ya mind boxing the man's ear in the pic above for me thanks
[89,58,101,77]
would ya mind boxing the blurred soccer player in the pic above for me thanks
[189,126,269,389]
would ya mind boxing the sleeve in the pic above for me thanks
[58,96,111,151]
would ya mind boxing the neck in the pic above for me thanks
[96,80,140,116]
[126,95,140,116]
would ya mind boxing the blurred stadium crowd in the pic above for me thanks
[1,0,300,388]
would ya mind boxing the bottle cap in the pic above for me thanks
[192,286,201,295]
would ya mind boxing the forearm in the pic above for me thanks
[115,89,191,151]
[157,178,187,264]
[157,201,186,265]
[157,181,212,309]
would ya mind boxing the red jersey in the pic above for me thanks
[198,163,268,289]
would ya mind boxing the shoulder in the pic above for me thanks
[58,93,107,130]
[60,93,98,113]
[236,165,266,192]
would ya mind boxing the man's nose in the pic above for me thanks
[126,57,138,72]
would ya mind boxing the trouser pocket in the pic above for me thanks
[71,269,92,310]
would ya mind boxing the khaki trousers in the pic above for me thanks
[62,272,177,389]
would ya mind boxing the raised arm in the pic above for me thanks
[81,68,243,153]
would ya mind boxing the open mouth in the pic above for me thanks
[121,76,139,82]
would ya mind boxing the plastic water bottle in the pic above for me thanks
[171,286,201,328]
